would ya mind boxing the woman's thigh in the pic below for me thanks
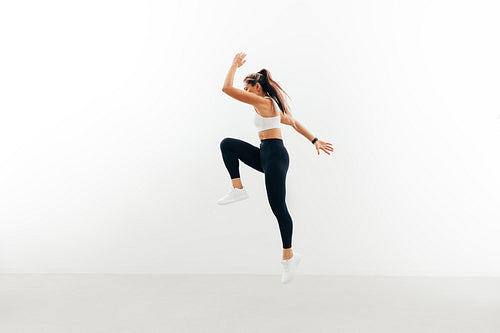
[260,141,289,175]
[220,137,264,173]
[260,143,290,206]
[263,165,288,208]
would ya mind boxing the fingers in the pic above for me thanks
[319,146,333,155]
[234,52,247,66]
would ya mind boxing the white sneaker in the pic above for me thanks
[216,186,249,205]
[280,251,302,284]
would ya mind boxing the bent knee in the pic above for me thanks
[220,137,235,150]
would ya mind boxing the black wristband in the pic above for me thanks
[311,137,318,144]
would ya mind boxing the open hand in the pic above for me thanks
[232,52,247,68]
[314,139,334,155]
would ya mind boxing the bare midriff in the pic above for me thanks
[259,128,283,141]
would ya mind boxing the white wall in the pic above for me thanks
[1,0,499,275]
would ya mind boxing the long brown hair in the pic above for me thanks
[244,69,292,115]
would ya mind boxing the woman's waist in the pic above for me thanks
[259,128,282,141]
[259,138,285,148]
[260,137,283,142]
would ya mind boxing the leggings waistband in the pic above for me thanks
[260,138,284,147]
[260,138,283,143]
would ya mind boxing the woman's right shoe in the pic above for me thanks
[216,187,249,205]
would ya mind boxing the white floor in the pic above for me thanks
[1,274,499,333]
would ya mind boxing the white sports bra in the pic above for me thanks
[254,96,281,131]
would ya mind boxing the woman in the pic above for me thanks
[218,52,334,284]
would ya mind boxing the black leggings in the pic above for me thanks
[219,137,293,249]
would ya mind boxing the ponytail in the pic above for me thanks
[244,69,292,115]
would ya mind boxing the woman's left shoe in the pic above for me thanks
[216,187,249,205]
[280,252,302,284]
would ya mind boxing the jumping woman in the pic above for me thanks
[218,52,334,284]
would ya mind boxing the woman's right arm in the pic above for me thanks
[292,119,316,143]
